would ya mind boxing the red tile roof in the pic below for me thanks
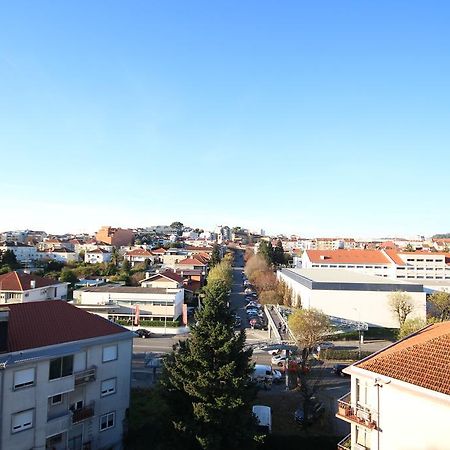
[178,257,207,266]
[87,248,110,254]
[125,248,153,257]
[306,249,391,265]
[151,248,166,254]
[383,249,406,265]
[0,272,64,291]
[143,270,184,284]
[2,301,127,352]
[357,322,450,396]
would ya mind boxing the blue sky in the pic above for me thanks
[1,1,449,237]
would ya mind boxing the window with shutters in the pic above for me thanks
[13,368,35,390]
[102,345,118,362]
[11,409,34,433]
[101,378,117,397]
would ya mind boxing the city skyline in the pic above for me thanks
[1,2,450,236]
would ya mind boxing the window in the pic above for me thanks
[101,378,117,397]
[100,412,115,431]
[12,409,33,433]
[13,368,35,389]
[102,345,118,362]
[49,355,74,380]
[51,394,63,405]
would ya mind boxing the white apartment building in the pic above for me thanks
[277,269,426,328]
[301,249,450,281]
[74,285,184,322]
[0,272,69,303]
[38,248,79,264]
[0,301,132,450]
[0,242,38,264]
[84,249,112,264]
[336,321,450,450]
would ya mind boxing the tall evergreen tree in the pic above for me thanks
[160,279,258,450]
[0,250,20,270]
[273,240,285,266]
[209,244,221,268]
[257,240,274,266]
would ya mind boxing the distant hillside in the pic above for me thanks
[432,233,450,239]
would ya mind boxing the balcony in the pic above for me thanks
[71,402,95,424]
[337,434,351,450]
[336,393,377,430]
[74,366,97,386]
[46,412,70,437]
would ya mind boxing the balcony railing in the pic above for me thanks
[336,393,377,430]
[72,401,95,424]
[74,366,97,386]
[337,434,351,450]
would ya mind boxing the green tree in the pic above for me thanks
[59,268,79,286]
[257,240,274,266]
[209,244,222,268]
[273,240,285,266]
[121,259,131,275]
[170,222,184,235]
[0,250,20,270]
[398,317,427,339]
[207,260,233,290]
[160,279,258,450]
[428,290,450,322]
[388,291,414,327]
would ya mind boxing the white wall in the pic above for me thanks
[347,370,450,450]
[277,272,426,328]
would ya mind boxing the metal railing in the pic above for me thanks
[72,401,95,424]
[337,393,377,430]
[337,434,351,450]
[74,366,97,386]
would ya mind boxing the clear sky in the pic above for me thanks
[1,1,449,238]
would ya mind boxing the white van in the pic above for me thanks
[252,405,272,433]
[251,364,273,387]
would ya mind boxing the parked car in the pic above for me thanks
[253,405,272,434]
[331,364,350,377]
[271,354,288,366]
[251,320,268,331]
[134,329,152,339]
[272,369,283,383]
[245,302,260,310]
[294,399,324,427]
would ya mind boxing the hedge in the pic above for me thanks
[321,349,373,361]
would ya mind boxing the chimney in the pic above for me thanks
[0,308,10,353]
[30,280,36,289]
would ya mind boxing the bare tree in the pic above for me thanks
[388,291,414,327]
[428,290,450,322]
[288,308,330,348]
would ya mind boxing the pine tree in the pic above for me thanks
[209,244,221,268]
[273,240,285,266]
[160,279,258,450]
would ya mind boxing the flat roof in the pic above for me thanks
[280,269,424,292]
